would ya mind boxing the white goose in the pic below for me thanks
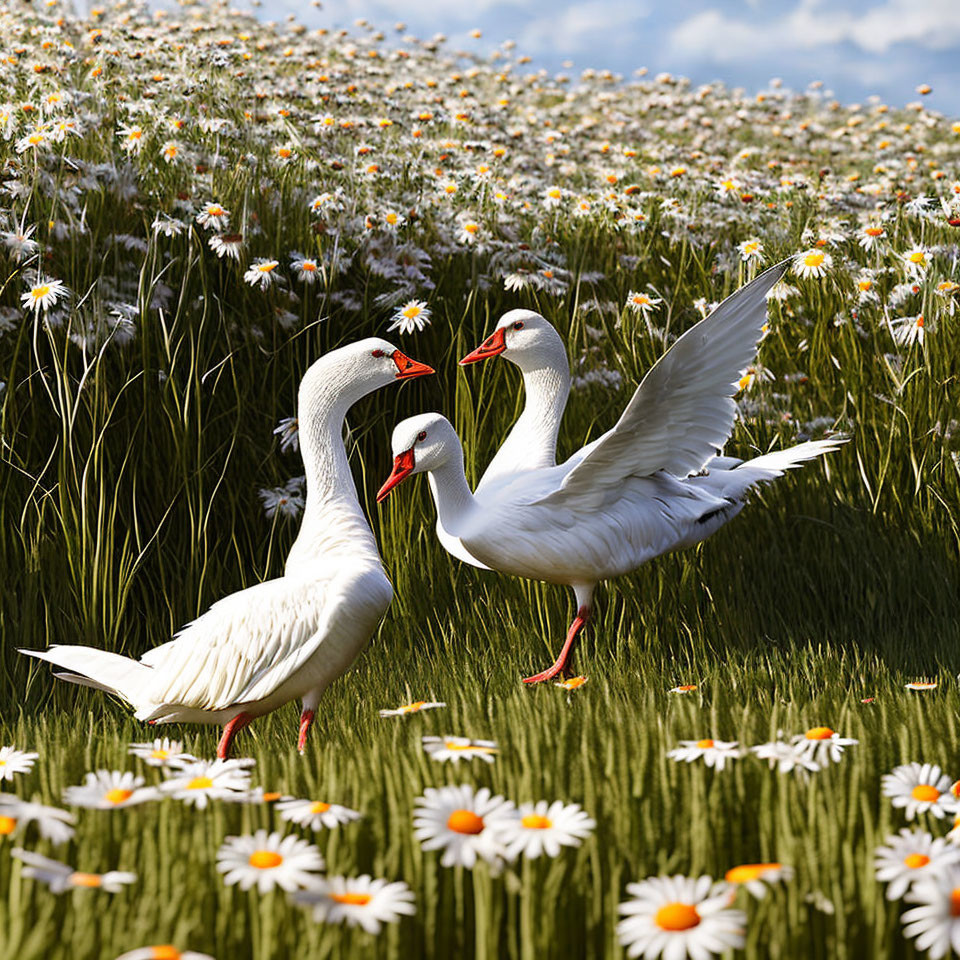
[22,339,434,757]
[378,263,845,682]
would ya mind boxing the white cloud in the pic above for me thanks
[518,0,652,55]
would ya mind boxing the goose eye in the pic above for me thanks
[371,349,385,358]
[417,431,427,441]
[512,321,524,330]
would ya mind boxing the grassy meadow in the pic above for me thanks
[2,1,960,958]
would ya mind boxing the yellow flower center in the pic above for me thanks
[330,891,372,906]
[385,213,399,224]
[804,727,835,740]
[908,251,926,264]
[803,252,824,267]
[186,776,214,790]
[521,814,553,829]
[310,802,331,814]
[402,305,422,319]
[258,262,277,273]
[905,853,931,869]
[695,739,715,749]
[865,227,884,237]
[69,872,103,888]
[150,749,169,759]
[463,222,479,234]
[858,280,872,291]
[447,809,484,834]
[0,816,17,835]
[105,788,133,805]
[32,285,51,300]
[401,701,426,713]
[277,148,291,158]
[654,902,701,931]
[445,741,495,752]
[128,129,142,139]
[149,948,182,960]
[912,784,941,803]
[249,851,283,869]
[632,295,649,305]
[726,863,781,883]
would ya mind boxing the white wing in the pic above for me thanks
[435,520,491,570]
[140,568,390,712]
[534,261,787,507]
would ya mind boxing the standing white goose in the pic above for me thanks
[378,263,845,682]
[22,339,434,757]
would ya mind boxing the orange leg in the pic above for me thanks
[522,606,591,684]
[298,709,315,755]
[217,712,253,759]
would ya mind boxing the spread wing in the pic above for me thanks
[534,260,787,507]
[140,569,389,712]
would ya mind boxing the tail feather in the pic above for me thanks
[20,646,153,704]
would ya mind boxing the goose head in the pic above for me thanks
[459,310,563,371]
[377,412,460,502]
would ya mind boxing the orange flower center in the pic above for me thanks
[726,863,780,884]
[654,902,701,931]
[521,814,553,830]
[447,810,484,834]
[912,784,941,803]
[804,727,835,740]
[249,851,283,869]
[696,739,715,749]
[401,701,427,712]
[951,888,960,918]
[865,227,884,236]
[105,788,133,805]
[0,816,17,835]
[330,891,372,906]
[69,872,102,888]
[186,776,214,790]
[904,853,931,869]
[149,948,182,960]
[310,802,331,814]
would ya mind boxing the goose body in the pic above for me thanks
[23,339,433,755]
[381,263,846,681]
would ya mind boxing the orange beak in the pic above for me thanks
[393,350,434,380]
[377,448,415,502]
[459,327,506,365]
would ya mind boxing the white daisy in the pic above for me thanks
[12,848,136,893]
[273,416,299,453]
[791,727,859,765]
[413,784,515,869]
[422,736,498,764]
[858,224,886,250]
[901,864,960,958]
[737,238,764,262]
[128,738,196,769]
[882,763,959,821]
[293,875,416,933]
[387,300,431,335]
[20,279,67,314]
[63,770,160,809]
[378,700,445,717]
[290,252,320,284]
[258,484,305,520]
[792,248,832,279]
[159,758,255,809]
[902,245,930,277]
[195,202,230,231]
[243,258,280,289]
[667,738,742,771]
[216,829,324,894]
[724,862,794,899]
[114,947,214,960]
[751,740,823,776]
[495,800,596,860]
[875,829,960,900]
[0,795,75,845]
[275,798,362,832]
[0,746,39,781]
[624,291,662,316]
[208,233,244,260]
[889,314,927,347]
[617,874,746,959]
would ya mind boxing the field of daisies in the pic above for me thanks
[2,1,960,958]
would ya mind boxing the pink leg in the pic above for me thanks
[217,712,253,759]
[297,709,315,755]
[523,606,591,684]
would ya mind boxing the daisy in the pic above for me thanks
[293,875,416,934]
[387,300,431,335]
[889,314,926,347]
[273,416,299,453]
[907,682,938,692]
[457,219,481,244]
[208,233,244,260]
[12,848,136,894]
[668,739,742,772]
[196,202,230,231]
[669,684,697,694]
[128,738,196,769]
[115,948,214,960]
[625,291,662,316]
[117,125,145,155]
[0,746,38,781]
[750,740,823,776]
[2,224,38,262]
[216,829,324,894]
[495,801,596,860]
[159,758,254,809]
[724,863,794,899]
[555,676,587,691]
[883,764,959,821]
[0,795,75,845]
[422,736,498,764]
[901,865,960,958]
[792,249,832,279]
[290,253,320,284]
[223,787,289,806]
[275,798,362,832]
[791,727,859,765]
[413,784,515,869]
[617,875,746,960]
[378,700,445,717]
[875,829,960,900]
[858,224,887,250]
[244,259,280,290]
[63,770,159,809]
[902,245,930,277]
[21,278,67,314]
[737,238,764,262]
[259,484,305,520]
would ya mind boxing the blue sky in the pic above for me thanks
[255,0,960,114]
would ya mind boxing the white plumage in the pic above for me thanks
[382,263,846,681]
[23,339,433,756]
